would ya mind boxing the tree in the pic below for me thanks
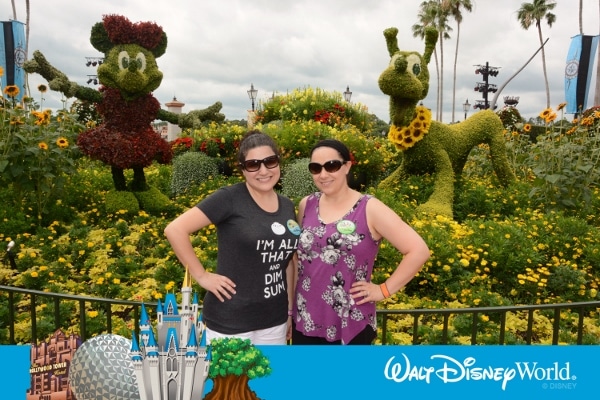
[517,0,557,109]
[442,0,473,122]
[579,0,583,34]
[592,0,600,107]
[413,1,451,121]
[25,0,30,60]
[205,337,271,400]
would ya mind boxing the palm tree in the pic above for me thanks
[413,1,438,119]
[579,0,583,34]
[517,0,557,109]
[25,0,30,60]
[442,0,473,122]
[593,1,600,107]
[412,0,451,121]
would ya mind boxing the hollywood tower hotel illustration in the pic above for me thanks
[129,268,212,400]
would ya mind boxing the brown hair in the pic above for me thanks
[310,139,351,162]
[236,130,279,165]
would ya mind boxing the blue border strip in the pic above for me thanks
[4,344,599,400]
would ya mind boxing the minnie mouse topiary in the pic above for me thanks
[24,14,224,195]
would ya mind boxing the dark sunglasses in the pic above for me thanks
[239,155,280,172]
[308,160,345,175]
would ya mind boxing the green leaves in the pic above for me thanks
[0,100,84,223]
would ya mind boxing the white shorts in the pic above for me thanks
[205,321,288,345]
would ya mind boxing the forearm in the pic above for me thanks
[383,250,429,296]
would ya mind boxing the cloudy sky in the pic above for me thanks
[3,0,600,123]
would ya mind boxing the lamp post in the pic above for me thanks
[343,85,352,102]
[463,99,471,121]
[247,83,258,112]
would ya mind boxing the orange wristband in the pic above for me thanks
[380,282,391,298]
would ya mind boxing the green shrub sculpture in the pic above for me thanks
[280,158,318,201]
[170,151,219,196]
[377,27,515,217]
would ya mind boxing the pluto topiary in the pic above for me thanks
[377,27,515,217]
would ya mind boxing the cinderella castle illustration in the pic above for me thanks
[129,268,212,400]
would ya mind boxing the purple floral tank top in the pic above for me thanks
[294,192,380,344]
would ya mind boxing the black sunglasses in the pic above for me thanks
[240,155,280,172]
[308,160,345,175]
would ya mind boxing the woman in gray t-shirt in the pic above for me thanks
[165,130,300,344]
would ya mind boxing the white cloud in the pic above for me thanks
[3,0,599,123]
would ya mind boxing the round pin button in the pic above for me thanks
[336,220,356,234]
[287,219,301,235]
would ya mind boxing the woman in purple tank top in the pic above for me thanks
[292,139,430,344]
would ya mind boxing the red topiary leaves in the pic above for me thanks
[102,14,164,51]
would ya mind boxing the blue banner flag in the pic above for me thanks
[565,34,600,114]
[0,20,26,101]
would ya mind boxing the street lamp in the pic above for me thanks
[463,99,471,120]
[247,83,258,111]
[343,85,352,102]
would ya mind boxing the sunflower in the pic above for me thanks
[556,102,566,111]
[539,107,553,119]
[581,116,595,127]
[388,124,403,143]
[56,137,69,149]
[0,65,4,77]
[544,112,557,123]
[31,110,51,126]
[37,84,48,93]
[3,85,20,98]
[9,116,24,125]
[387,105,432,151]
[38,142,49,150]
[523,123,532,132]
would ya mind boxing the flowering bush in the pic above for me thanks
[526,104,599,214]
[170,136,194,157]
[0,81,84,224]
[2,89,600,345]
[255,86,373,132]
[496,106,524,132]
[259,119,398,189]
[2,147,600,344]
[182,121,246,174]
[572,104,600,132]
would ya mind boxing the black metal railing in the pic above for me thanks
[378,301,600,345]
[0,285,154,344]
[1,285,599,345]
